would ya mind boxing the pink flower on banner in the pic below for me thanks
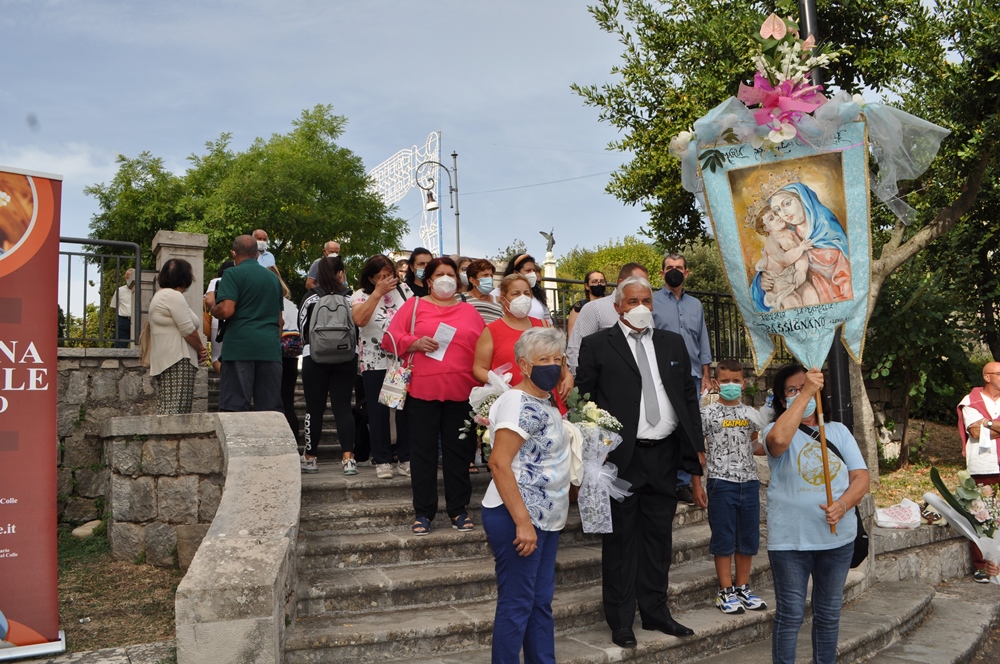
[737,73,828,127]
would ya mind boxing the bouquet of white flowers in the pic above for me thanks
[459,365,512,462]
[564,388,631,533]
[924,468,1000,585]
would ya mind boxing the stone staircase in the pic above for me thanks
[206,376,1000,662]
[281,460,1000,664]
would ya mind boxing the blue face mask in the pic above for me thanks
[787,394,816,418]
[527,363,561,392]
[718,383,743,401]
[477,276,494,294]
[415,267,425,280]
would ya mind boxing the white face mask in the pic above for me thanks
[331,252,339,257]
[125,277,134,286]
[257,240,268,252]
[460,272,469,287]
[431,275,457,298]
[623,304,653,330]
[523,272,538,288]
[508,294,533,318]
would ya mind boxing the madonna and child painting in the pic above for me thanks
[729,152,854,314]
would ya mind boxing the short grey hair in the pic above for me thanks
[662,253,687,270]
[514,327,566,363]
[615,276,653,305]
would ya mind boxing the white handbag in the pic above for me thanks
[377,298,417,410]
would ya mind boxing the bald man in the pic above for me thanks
[958,361,1000,581]
[253,229,275,268]
[305,240,342,290]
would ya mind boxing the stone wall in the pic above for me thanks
[102,414,224,568]
[57,347,209,524]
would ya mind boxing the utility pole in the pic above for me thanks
[798,0,855,433]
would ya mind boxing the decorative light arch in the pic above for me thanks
[367,131,443,255]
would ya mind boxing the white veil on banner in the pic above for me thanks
[699,121,872,372]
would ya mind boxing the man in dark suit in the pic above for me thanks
[576,276,706,648]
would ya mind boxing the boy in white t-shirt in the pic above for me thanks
[701,359,767,614]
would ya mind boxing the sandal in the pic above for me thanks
[411,516,431,536]
[451,512,474,532]
[469,463,480,474]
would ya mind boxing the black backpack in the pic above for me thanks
[307,287,356,364]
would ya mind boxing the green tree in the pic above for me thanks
[490,238,529,267]
[181,105,407,288]
[557,235,666,288]
[84,152,185,268]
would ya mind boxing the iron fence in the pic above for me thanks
[542,276,791,365]
[59,237,142,347]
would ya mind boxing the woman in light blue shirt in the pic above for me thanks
[483,327,571,664]
[763,363,870,664]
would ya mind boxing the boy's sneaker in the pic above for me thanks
[735,584,768,610]
[300,456,318,474]
[974,569,991,583]
[397,460,411,477]
[715,587,745,614]
[343,458,358,476]
[375,463,393,479]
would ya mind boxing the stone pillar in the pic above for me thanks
[152,231,209,322]
[543,250,558,313]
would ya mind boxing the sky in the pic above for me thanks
[0,0,653,264]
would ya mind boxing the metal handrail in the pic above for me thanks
[59,237,142,346]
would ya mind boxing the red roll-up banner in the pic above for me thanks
[0,166,65,657]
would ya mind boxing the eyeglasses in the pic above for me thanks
[987,372,1000,376]
[784,386,804,397]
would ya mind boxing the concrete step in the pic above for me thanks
[296,512,602,571]
[867,578,1000,663]
[300,461,493,505]
[286,565,840,664]
[296,524,718,619]
[690,580,933,664]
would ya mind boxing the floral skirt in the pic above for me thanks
[156,359,197,415]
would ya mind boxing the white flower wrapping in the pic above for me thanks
[924,492,1000,585]
[565,420,632,534]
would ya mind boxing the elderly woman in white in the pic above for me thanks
[483,327,572,664]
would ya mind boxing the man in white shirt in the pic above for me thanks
[305,240,341,290]
[566,262,649,375]
[253,229,276,268]
[958,361,1000,582]
[111,268,135,348]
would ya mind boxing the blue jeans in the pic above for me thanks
[482,504,560,664]
[768,542,853,664]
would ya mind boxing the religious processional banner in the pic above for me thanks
[699,121,871,373]
[670,12,948,375]
[0,166,64,658]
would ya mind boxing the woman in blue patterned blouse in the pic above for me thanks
[482,327,572,664]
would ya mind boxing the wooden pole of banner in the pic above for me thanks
[814,384,837,535]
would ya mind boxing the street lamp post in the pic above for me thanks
[415,152,461,256]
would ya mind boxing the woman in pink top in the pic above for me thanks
[384,256,485,536]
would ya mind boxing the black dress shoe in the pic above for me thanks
[676,484,695,505]
[611,627,637,648]
[642,617,695,637]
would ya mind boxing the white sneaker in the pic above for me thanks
[376,463,394,479]
[397,460,411,477]
[300,456,318,474]
[343,458,358,476]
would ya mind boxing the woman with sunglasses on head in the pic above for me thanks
[491,253,553,326]
[763,363,870,664]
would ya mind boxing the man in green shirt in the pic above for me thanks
[211,235,284,411]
